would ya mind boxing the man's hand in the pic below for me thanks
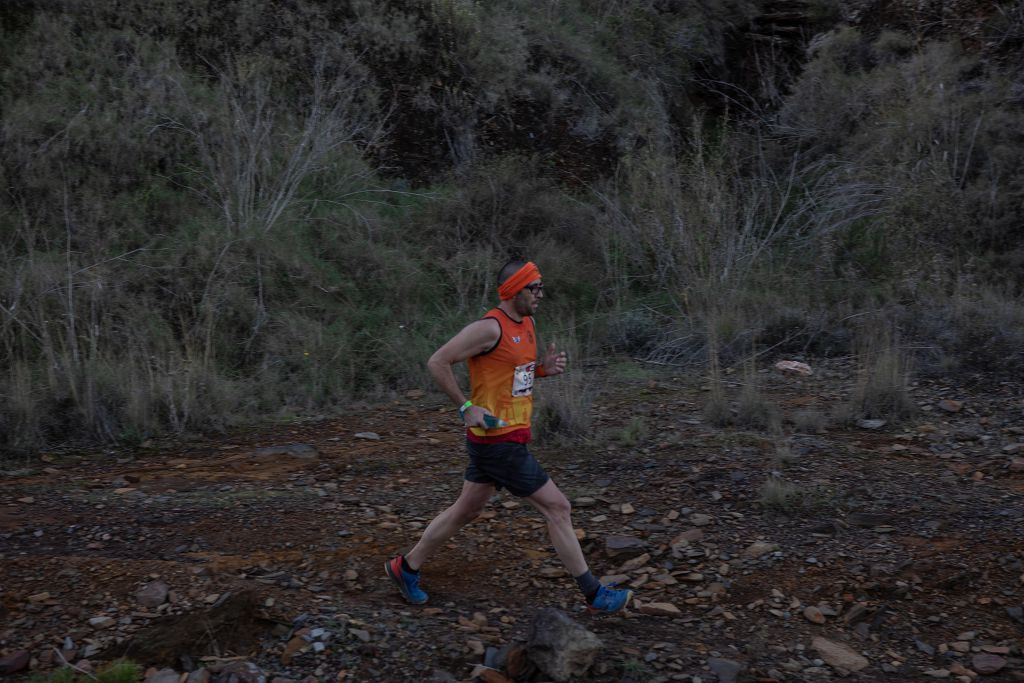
[540,342,568,376]
[462,404,497,429]
[462,404,487,428]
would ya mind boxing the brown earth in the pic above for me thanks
[1,359,1023,682]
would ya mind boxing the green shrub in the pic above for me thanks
[97,660,144,683]
[28,659,141,683]
[2,0,1021,455]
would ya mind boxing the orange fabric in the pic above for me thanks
[497,262,541,300]
[467,309,537,440]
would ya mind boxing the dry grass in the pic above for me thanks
[532,332,593,446]
[846,329,916,424]
[2,2,1021,455]
[771,443,799,468]
[736,378,782,433]
[616,416,649,447]
[792,409,827,434]
[702,325,732,427]
[759,476,832,513]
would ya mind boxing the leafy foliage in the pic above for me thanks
[1,0,1022,452]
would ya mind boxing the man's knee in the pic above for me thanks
[540,492,572,522]
[453,498,487,524]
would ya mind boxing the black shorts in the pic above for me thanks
[464,440,550,498]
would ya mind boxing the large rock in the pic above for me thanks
[110,590,262,667]
[812,636,869,672]
[527,609,602,682]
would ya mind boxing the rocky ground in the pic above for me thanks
[1,358,1023,683]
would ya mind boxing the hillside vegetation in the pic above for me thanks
[1,0,1022,452]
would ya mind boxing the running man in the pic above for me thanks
[385,260,633,614]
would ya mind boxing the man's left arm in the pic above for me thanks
[536,340,567,378]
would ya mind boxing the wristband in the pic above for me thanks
[458,400,473,417]
[536,363,548,378]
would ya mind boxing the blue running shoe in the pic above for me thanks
[385,555,428,605]
[587,584,633,615]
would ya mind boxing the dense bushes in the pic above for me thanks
[1,1,1022,453]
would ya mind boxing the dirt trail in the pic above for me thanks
[1,360,1023,681]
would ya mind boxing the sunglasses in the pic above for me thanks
[523,283,544,294]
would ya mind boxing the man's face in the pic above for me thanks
[515,279,543,316]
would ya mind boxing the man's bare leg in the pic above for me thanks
[405,480,495,570]
[528,478,633,613]
[527,479,587,576]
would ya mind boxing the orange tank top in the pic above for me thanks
[467,308,537,442]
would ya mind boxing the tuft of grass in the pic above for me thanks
[846,329,916,424]
[759,476,833,514]
[771,443,799,468]
[616,416,649,447]
[28,660,141,683]
[792,409,827,434]
[736,379,781,433]
[703,323,733,427]
[532,331,594,446]
[605,358,659,383]
[97,660,143,683]
[618,657,650,678]
[27,669,73,683]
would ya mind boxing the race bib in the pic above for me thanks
[512,361,535,397]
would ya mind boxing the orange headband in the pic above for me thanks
[498,262,541,300]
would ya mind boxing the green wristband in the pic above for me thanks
[459,400,473,417]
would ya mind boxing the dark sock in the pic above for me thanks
[401,556,419,574]
[574,570,601,600]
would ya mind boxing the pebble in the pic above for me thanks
[707,658,743,683]
[0,651,29,675]
[145,669,181,683]
[637,602,682,617]
[923,669,951,678]
[689,513,713,527]
[88,616,116,628]
[605,535,647,556]
[742,541,777,559]
[803,606,826,624]
[136,580,170,608]
[812,636,869,672]
[971,654,1006,675]
[939,399,963,413]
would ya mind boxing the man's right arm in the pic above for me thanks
[427,318,500,428]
